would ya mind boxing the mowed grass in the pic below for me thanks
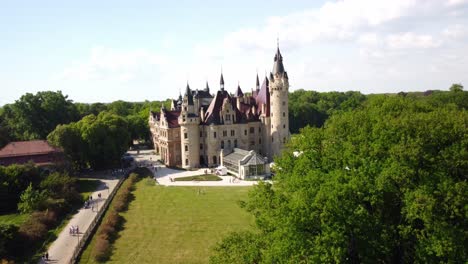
[79,182,254,264]
[0,213,29,226]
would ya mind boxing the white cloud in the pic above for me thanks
[386,32,441,49]
[447,0,468,6]
[61,47,167,81]
[443,24,467,39]
[56,0,468,102]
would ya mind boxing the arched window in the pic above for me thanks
[221,141,224,149]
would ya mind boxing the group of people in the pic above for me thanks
[69,225,79,235]
[111,168,129,177]
[41,252,49,261]
[84,193,103,210]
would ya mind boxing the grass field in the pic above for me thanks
[79,182,254,264]
[174,174,222,181]
[0,213,29,226]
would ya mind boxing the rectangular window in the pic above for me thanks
[226,115,231,121]
[258,127,261,133]
[200,131,203,137]
[231,130,235,136]
[214,132,217,138]
[185,145,188,151]
[250,127,254,134]
[244,130,247,136]
[200,144,203,150]
[184,133,187,139]
[223,130,227,137]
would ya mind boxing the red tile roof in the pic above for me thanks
[0,140,63,158]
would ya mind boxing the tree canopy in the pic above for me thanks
[48,111,131,169]
[1,91,79,140]
[211,94,468,263]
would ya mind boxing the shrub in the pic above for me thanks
[92,236,111,262]
[31,211,57,228]
[106,211,121,227]
[0,224,19,258]
[98,223,115,237]
[18,220,47,242]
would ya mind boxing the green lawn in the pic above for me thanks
[174,174,222,181]
[0,213,29,226]
[79,183,254,264]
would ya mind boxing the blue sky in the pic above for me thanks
[1,0,468,105]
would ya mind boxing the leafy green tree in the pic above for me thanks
[17,183,47,214]
[0,224,18,258]
[0,163,42,213]
[48,111,130,169]
[449,83,463,92]
[212,96,468,263]
[47,123,85,170]
[1,91,79,140]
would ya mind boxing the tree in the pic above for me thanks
[449,83,463,92]
[47,123,85,170]
[212,96,468,263]
[17,183,47,214]
[1,91,79,140]
[48,111,130,169]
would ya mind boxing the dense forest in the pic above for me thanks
[211,87,468,263]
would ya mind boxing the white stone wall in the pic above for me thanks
[180,116,200,169]
[269,76,289,159]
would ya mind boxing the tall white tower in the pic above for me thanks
[269,44,289,159]
[179,83,200,169]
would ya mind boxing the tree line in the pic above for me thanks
[0,91,170,169]
[210,86,468,263]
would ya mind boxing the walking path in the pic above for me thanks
[39,177,120,264]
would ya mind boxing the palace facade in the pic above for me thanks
[149,45,289,169]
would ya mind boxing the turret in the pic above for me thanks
[179,82,200,169]
[269,43,289,159]
[235,83,244,110]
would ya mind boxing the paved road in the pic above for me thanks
[39,177,120,264]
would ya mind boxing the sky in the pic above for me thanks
[1,0,468,105]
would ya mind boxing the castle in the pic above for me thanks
[149,45,289,170]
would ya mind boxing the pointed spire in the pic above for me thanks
[185,82,194,105]
[185,81,191,96]
[205,81,210,92]
[235,82,244,97]
[273,40,285,75]
[256,73,260,90]
[220,71,225,91]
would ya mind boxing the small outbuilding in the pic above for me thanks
[220,148,270,179]
[0,140,64,167]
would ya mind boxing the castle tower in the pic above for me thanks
[269,44,289,159]
[179,83,200,169]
